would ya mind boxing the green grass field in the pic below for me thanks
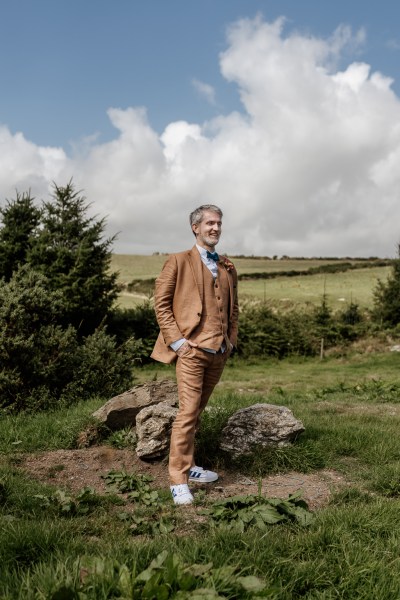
[2,352,400,597]
[240,266,391,309]
[1,255,397,596]
[111,254,391,310]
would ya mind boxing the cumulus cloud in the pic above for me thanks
[1,15,400,257]
[192,78,217,105]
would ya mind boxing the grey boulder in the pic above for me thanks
[220,403,304,457]
[92,380,178,430]
[135,402,178,459]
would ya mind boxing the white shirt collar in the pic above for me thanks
[196,244,208,258]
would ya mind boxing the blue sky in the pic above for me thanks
[2,0,400,148]
[1,1,400,258]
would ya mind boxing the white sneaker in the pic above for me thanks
[188,466,219,483]
[170,484,194,505]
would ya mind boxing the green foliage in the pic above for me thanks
[239,304,289,358]
[0,191,41,281]
[318,378,400,403]
[237,297,369,358]
[236,258,392,281]
[33,487,103,516]
[67,327,136,401]
[0,182,120,337]
[206,491,314,531]
[238,303,319,358]
[0,182,139,412]
[107,426,137,449]
[27,181,119,336]
[107,301,159,361]
[118,510,176,536]
[3,355,400,598]
[0,266,134,412]
[373,244,400,326]
[46,550,268,599]
[370,463,400,498]
[0,398,102,453]
[340,301,363,325]
[102,469,160,506]
[230,441,325,476]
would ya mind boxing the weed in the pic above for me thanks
[33,487,104,516]
[102,469,160,506]
[107,426,137,449]
[117,511,176,536]
[52,550,270,598]
[205,491,313,531]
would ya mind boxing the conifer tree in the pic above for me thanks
[0,191,41,281]
[28,181,119,335]
[373,244,400,327]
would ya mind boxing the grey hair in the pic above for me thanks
[189,204,223,229]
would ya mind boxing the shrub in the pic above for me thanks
[0,266,135,413]
[107,301,159,362]
[373,244,400,327]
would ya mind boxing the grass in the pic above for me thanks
[239,266,391,309]
[2,351,400,597]
[137,350,400,393]
[110,253,391,309]
[0,397,103,454]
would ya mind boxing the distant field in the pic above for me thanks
[110,254,391,310]
[110,254,169,283]
[110,254,366,283]
[240,266,391,310]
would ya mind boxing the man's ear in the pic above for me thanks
[192,224,198,237]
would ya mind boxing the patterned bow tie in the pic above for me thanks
[206,250,219,262]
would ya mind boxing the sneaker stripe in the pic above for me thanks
[189,471,201,478]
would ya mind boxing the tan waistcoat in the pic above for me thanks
[189,263,230,351]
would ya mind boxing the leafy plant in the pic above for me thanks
[107,426,137,449]
[34,487,102,515]
[102,469,160,506]
[205,491,313,531]
[117,510,176,536]
[63,550,269,598]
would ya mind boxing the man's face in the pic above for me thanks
[192,210,222,250]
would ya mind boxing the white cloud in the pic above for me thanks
[387,39,400,51]
[192,78,217,105]
[1,16,400,257]
[0,125,67,199]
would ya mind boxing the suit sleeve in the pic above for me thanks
[229,267,239,347]
[153,255,183,346]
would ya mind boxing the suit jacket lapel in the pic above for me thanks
[218,262,234,319]
[188,246,204,301]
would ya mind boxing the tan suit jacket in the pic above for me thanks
[151,246,239,364]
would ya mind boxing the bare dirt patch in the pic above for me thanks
[17,446,348,510]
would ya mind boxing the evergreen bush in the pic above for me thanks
[0,266,134,413]
[107,301,159,362]
[373,244,400,327]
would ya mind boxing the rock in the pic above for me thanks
[92,380,178,430]
[220,403,304,457]
[135,402,178,459]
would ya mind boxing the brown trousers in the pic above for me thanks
[169,346,227,484]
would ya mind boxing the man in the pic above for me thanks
[151,204,239,505]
